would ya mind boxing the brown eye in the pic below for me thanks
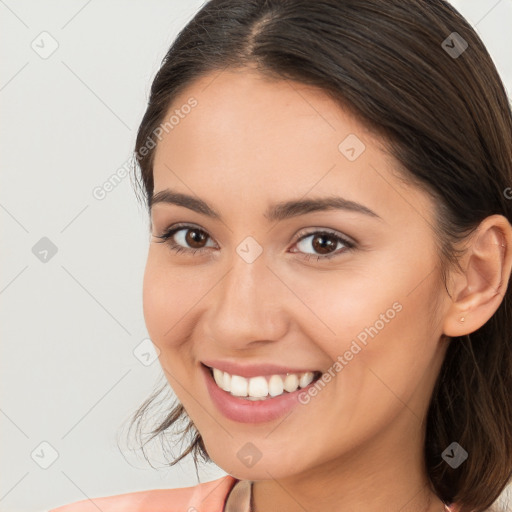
[310,233,338,254]
[184,228,209,248]
[154,224,216,255]
[292,230,355,261]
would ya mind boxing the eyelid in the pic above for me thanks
[154,222,356,260]
[294,226,356,246]
[154,223,355,243]
[154,221,215,241]
[153,222,218,247]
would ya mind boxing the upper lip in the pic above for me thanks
[202,360,321,378]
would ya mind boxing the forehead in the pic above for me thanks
[151,69,433,226]
[153,68,368,163]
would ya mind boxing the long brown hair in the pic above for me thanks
[127,1,512,510]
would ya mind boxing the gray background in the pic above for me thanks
[1,1,511,511]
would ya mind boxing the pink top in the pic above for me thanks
[48,475,460,512]
[48,475,239,512]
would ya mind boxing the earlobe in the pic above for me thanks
[443,215,512,338]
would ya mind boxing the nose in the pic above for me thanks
[202,246,290,351]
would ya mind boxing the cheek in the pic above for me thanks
[142,251,188,348]
[292,274,441,450]
[142,255,199,395]
[301,250,441,387]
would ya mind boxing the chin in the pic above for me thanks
[211,452,306,481]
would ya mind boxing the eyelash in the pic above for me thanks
[154,222,356,261]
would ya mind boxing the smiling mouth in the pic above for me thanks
[204,363,323,400]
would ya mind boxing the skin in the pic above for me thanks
[142,68,512,512]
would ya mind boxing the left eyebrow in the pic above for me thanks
[149,189,383,222]
[265,196,382,222]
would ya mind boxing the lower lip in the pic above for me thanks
[201,363,319,423]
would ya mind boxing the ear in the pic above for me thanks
[443,214,512,337]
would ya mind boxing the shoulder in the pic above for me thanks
[48,475,238,512]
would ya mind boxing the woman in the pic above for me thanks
[50,0,512,511]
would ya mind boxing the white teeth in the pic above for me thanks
[213,368,224,388]
[210,366,319,399]
[222,371,231,392]
[214,367,232,392]
[248,376,268,397]
[283,373,299,392]
[230,375,248,396]
[299,371,315,388]
[268,375,284,397]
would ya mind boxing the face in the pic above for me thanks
[143,68,451,481]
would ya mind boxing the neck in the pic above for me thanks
[251,411,446,512]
